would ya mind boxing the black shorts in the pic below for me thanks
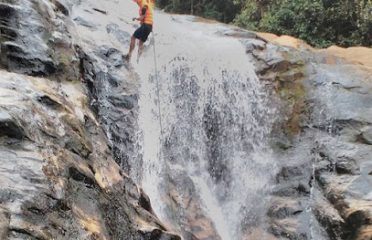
[133,24,152,42]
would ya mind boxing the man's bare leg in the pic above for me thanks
[137,40,145,63]
[125,35,136,61]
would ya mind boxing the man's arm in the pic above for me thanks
[133,5,147,22]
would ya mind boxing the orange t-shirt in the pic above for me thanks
[135,0,153,25]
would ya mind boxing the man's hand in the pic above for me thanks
[133,15,145,22]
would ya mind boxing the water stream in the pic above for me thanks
[72,0,282,238]
[133,14,279,239]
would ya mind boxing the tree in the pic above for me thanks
[156,0,240,23]
[234,0,372,47]
[156,0,372,47]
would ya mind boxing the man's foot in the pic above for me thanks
[123,54,131,61]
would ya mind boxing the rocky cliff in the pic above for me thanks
[0,0,179,239]
[246,34,372,240]
[0,0,371,240]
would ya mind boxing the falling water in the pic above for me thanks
[133,13,278,240]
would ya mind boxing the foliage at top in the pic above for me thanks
[156,0,241,23]
[234,0,372,47]
[156,0,372,48]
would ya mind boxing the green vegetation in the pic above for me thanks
[157,0,372,47]
[157,0,240,22]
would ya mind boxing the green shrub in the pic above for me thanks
[156,0,240,23]
[156,0,372,47]
[235,0,372,47]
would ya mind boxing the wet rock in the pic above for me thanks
[243,228,279,240]
[359,127,372,145]
[108,94,138,110]
[139,228,182,240]
[0,111,25,139]
[335,156,360,175]
[64,131,92,157]
[220,29,257,39]
[7,55,56,76]
[271,181,310,197]
[160,170,222,240]
[54,0,70,15]
[0,3,17,41]
[0,25,18,42]
[69,167,96,188]
[344,209,372,240]
[269,218,308,240]
[251,44,306,82]
[0,189,23,203]
[93,8,107,15]
[276,164,310,183]
[139,189,153,214]
[0,64,179,239]
[0,138,50,239]
[243,39,266,53]
[0,3,16,19]
[271,135,293,150]
[0,208,9,239]
[107,73,121,87]
[73,16,98,30]
[245,22,372,240]
[0,0,63,76]
[49,31,68,47]
[79,47,142,176]
[268,161,311,239]
[310,142,371,239]
[0,41,58,76]
[268,198,304,219]
[106,23,131,45]
[1,41,24,55]
[310,64,372,124]
[37,95,63,110]
[313,190,345,240]
[97,46,125,67]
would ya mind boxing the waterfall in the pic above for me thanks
[132,14,279,239]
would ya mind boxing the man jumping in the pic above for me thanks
[125,0,154,62]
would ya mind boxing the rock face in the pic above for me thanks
[0,0,180,239]
[1,0,65,76]
[242,32,372,239]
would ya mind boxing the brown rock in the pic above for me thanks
[0,208,9,239]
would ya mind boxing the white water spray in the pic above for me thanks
[134,13,278,239]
